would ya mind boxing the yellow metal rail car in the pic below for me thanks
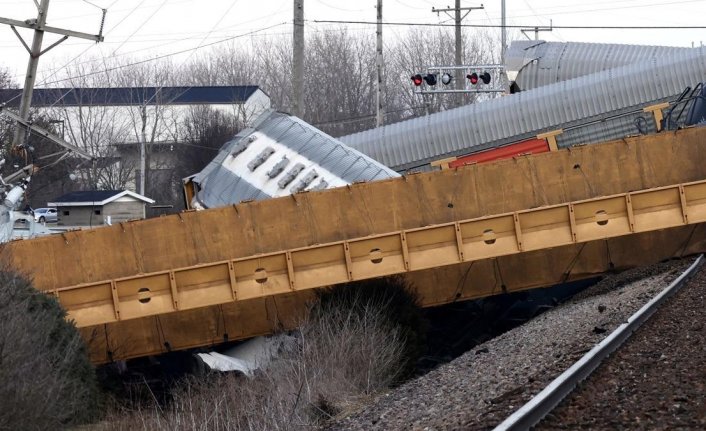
[3,126,706,363]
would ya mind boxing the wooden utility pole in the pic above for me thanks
[139,104,147,195]
[292,0,304,117]
[375,0,384,127]
[0,0,104,148]
[501,0,506,64]
[454,0,462,92]
[432,2,484,97]
[500,0,508,92]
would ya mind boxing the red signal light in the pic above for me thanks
[411,74,423,86]
[467,71,492,85]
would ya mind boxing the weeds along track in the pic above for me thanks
[328,257,699,430]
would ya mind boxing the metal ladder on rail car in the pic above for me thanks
[662,82,706,130]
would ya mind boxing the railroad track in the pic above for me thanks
[493,254,704,431]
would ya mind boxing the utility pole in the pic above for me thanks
[375,0,384,127]
[0,0,104,148]
[292,0,304,118]
[139,104,147,195]
[500,0,507,93]
[501,0,506,64]
[454,0,462,92]
[432,2,484,98]
[521,20,553,41]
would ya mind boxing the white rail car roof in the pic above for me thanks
[506,40,690,92]
[190,109,399,209]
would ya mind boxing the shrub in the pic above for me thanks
[0,271,99,430]
[105,276,425,430]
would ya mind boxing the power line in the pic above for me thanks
[310,19,706,30]
[111,0,169,55]
[318,0,367,12]
[0,25,380,50]
[495,0,704,18]
[81,0,106,9]
[35,22,289,87]
[6,24,339,88]
[13,4,295,80]
[144,0,240,104]
[393,0,429,11]
[105,0,148,34]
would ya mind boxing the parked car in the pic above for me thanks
[33,207,58,223]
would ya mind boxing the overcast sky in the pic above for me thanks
[2,0,705,86]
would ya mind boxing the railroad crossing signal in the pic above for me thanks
[467,71,491,85]
[411,73,440,86]
[423,73,437,86]
[410,65,505,94]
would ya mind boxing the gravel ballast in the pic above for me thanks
[538,260,706,430]
[328,259,693,430]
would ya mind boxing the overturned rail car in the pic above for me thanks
[3,126,706,363]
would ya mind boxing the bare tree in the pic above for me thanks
[0,67,17,152]
[44,58,185,195]
[153,105,241,213]
[0,66,14,89]
[48,94,135,190]
[183,27,500,137]
[302,30,377,136]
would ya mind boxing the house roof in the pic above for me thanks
[0,86,264,107]
[48,190,155,207]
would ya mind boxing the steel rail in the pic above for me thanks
[493,254,704,431]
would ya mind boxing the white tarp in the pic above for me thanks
[196,334,297,376]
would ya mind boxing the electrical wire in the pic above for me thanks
[27,22,289,87]
[310,19,706,30]
[476,0,705,22]
[105,0,148,34]
[81,0,105,9]
[111,0,169,55]
[318,0,367,12]
[10,24,293,78]
[393,0,430,11]
[143,0,240,105]
[519,0,566,42]
[499,0,704,17]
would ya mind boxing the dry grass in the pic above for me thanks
[104,277,423,430]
